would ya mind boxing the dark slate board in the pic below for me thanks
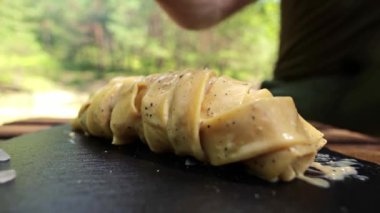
[0,125,379,213]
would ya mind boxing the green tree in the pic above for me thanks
[1,0,280,84]
[0,0,59,86]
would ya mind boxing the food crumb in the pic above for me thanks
[69,132,76,138]
[206,184,221,193]
[185,158,198,166]
[68,132,77,144]
[156,169,160,173]
[254,193,260,199]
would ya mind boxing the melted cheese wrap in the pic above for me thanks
[72,70,326,182]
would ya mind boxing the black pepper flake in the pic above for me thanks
[251,116,256,120]
[179,74,184,78]
[127,126,132,129]
[272,159,276,164]
[225,93,228,96]
[207,125,211,128]
[232,121,236,125]
[214,94,217,97]
[149,114,152,118]
[150,102,153,107]
[145,107,148,110]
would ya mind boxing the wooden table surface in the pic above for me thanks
[0,118,379,165]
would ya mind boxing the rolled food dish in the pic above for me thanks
[72,70,326,182]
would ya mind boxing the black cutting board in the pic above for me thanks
[0,125,379,213]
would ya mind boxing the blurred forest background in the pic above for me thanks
[0,0,279,123]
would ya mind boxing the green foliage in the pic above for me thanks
[0,0,280,89]
[0,0,59,86]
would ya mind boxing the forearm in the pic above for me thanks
[155,0,254,30]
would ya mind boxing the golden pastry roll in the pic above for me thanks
[72,70,326,182]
